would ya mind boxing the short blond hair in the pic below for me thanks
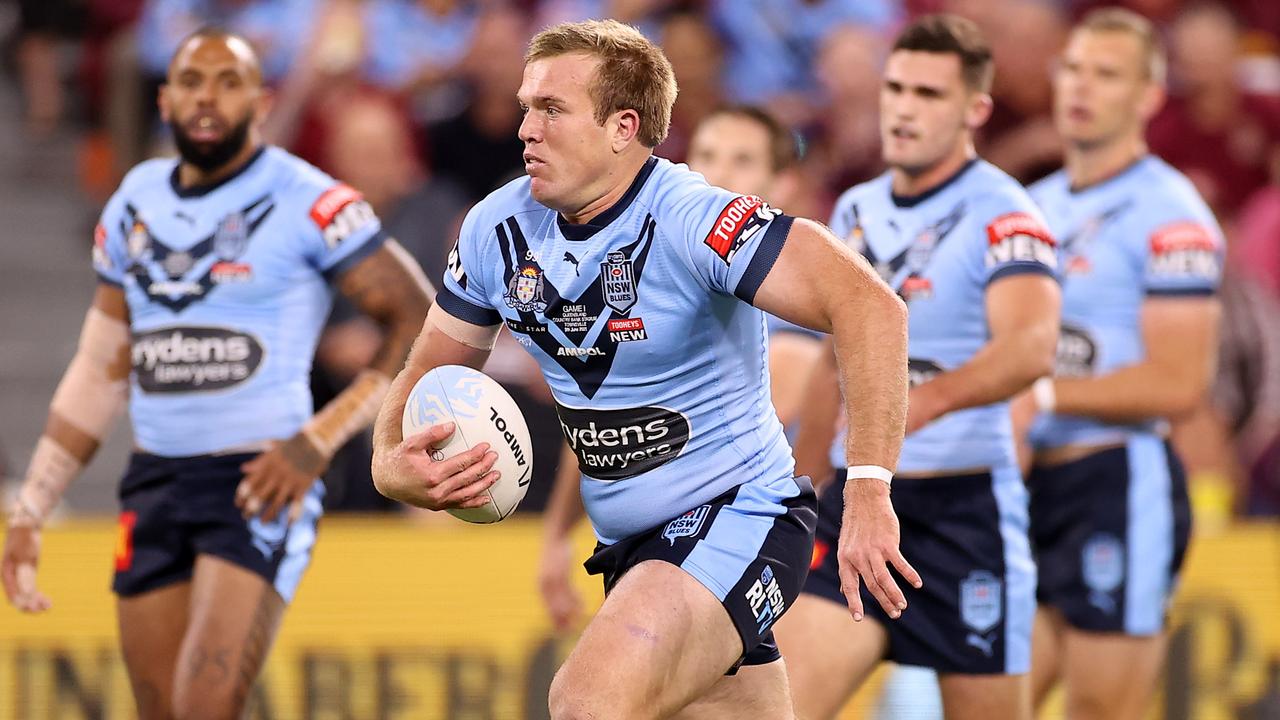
[526,19,677,148]
[1077,7,1167,85]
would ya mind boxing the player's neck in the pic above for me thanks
[561,152,652,226]
[1065,135,1147,192]
[891,143,975,199]
[177,140,265,190]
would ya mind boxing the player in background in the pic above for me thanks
[371,20,912,718]
[536,104,825,632]
[776,15,1061,720]
[1,30,430,720]
[1020,10,1222,718]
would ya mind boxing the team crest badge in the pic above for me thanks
[214,211,249,261]
[662,504,710,545]
[601,251,637,314]
[127,221,151,260]
[505,264,547,313]
[162,251,193,277]
[960,570,1003,633]
[906,228,937,273]
[1082,533,1124,614]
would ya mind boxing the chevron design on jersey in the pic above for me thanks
[861,200,967,294]
[120,195,274,313]
[496,215,656,399]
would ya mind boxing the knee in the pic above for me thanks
[549,664,647,720]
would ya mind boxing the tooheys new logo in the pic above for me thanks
[556,404,690,481]
[1148,221,1220,281]
[704,195,780,264]
[132,326,264,393]
[984,212,1057,269]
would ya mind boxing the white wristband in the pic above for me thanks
[1032,377,1056,413]
[846,465,893,486]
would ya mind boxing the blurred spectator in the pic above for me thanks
[806,23,886,197]
[14,0,87,138]
[362,0,479,94]
[533,0,691,38]
[655,10,725,162]
[1148,2,1280,219]
[1234,186,1280,295]
[135,0,319,84]
[708,0,903,127]
[974,0,1066,183]
[424,7,528,201]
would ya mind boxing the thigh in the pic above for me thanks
[1061,628,1168,720]
[171,554,286,720]
[117,581,191,720]
[774,592,887,720]
[1031,605,1065,709]
[937,672,1031,720]
[672,660,795,720]
[552,560,745,720]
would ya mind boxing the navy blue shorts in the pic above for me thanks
[1029,436,1192,635]
[583,477,817,674]
[804,467,1036,675]
[112,452,324,602]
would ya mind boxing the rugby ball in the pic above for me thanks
[401,365,533,523]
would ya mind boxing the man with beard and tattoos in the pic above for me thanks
[0,28,431,720]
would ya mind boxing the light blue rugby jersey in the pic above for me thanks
[438,157,800,544]
[92,146,386,457]
[827,159,1059,474]
[1028,155,1223,449]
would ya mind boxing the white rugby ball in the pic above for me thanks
[401,365,533,523]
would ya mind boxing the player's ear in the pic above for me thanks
[966,92,994,131]
[157,83,172,123]
[610,108,641,153]
[1137,81,1165,125]
[254,86,275,125]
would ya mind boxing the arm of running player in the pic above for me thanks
[539,441,588,631]
[769,331,824,428]
[1047,297,1220,424]
[790,337,841,487]
[369,303,503,510]
[751,218,919,622]
[3,284,131,613]
[906,274,1060,433]
[236,241,432,522]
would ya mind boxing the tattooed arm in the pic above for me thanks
[235,240,433,521]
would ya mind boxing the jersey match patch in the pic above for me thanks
[310,184,375,249]
[703,195,779,264]
[1148,221,1219,282]
[985,212,1057,269]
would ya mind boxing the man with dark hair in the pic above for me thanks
[1,28,431,719]
[371,18,911,719]
[776,15,1061,720]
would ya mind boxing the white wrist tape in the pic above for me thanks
[49,307,129,439]
[302,369,392,457]
[427,302,500,351]
[1032,377,1056,413]
[846,465,893,486]
[10,437,82,528]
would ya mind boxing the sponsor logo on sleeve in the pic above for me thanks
[310,184,376,249]
[447,240,469,289]
[703,195,781,265]
[1148,221,1220,281]
[985,212,1057,269]
[556,403,690,481]
[131,326,265,393]
[93,222,111,270]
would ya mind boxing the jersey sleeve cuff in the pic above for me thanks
[95,271,123,287]
[733,215,795,305]
[321,229,389,282]
[436,285,502,326]
[986,262,1058,287]
[1146,286,1217,298]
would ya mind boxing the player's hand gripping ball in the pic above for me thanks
[402,366,533,523]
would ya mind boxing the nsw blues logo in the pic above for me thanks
[600,251,637,314]
[1082,533,1124,615]
[960,570,1002,657]
[662,504,710,545]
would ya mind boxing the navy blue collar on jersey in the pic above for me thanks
[558,156,659,241]
[169,145,267,199]
[890,157,979,209]
[1068,154,1149,195]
